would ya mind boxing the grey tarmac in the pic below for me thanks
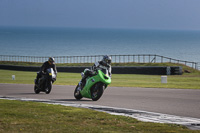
[1,83,200,130]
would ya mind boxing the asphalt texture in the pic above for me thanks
[0,83,200,119]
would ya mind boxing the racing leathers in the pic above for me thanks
[78,61,112,90]
[35,61,57,84]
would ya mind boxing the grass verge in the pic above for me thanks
[1,99,198,133]
[0,69,200,89]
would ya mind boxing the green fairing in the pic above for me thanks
[80,70,111,98]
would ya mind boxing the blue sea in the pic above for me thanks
[0,26,200,62]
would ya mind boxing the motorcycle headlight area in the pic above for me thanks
[104,75,109,79]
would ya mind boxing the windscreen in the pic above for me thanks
[47,68,56,78]
[97,67,108,75]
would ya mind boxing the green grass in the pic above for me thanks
[0,69,200,89]
[1,99,198,133]
[1,62,200,132]
[1,61,200,89]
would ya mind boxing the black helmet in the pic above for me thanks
[48,57,55,64]
[102,55,112,65]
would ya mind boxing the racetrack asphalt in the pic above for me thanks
[0,83,200,119]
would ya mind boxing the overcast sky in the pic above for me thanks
[0,0,200,30]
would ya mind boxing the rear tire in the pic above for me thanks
[34,85,40,94]
[91,83,104,101]
[45,81,52,94]
[74,84,83,100]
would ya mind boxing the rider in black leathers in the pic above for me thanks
[78,55,112,90]
[35,57,57,84]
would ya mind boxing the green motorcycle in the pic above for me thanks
[74,69,111,101]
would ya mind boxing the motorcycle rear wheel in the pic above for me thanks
[91,83,104,101]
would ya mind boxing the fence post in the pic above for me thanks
[196,63,199,70]
[143,55,145,63]
[138,55,140,63]
[149,55,150,63]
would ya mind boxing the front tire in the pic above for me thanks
[74,84,83,100]
[45,81,52,94]
[91,83,104,101]
[34,85,40,94]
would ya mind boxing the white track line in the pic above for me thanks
[1,96,200,130]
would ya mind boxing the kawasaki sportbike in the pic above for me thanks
[34,68,56,94]
[74,68,111,101]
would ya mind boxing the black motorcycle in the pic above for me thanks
[34,68,56,94]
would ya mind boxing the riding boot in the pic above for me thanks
[77,77,86,91]
[35,78,37,84]
[77,81,82,91]
[36,72,42,85]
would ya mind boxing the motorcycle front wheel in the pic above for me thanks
[34,84,40,94]
[74,84,83,100]
[45,81,52,94]
[91,83,104,101]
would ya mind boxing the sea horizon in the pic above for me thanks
[0,26,200,63]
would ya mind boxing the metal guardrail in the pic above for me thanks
[0,54,198,70]
[0,65,183,75]
[197,62,200,70]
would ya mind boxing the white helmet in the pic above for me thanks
[102,55,112,65]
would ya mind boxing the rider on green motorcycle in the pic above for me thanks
[78,55,112,91]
